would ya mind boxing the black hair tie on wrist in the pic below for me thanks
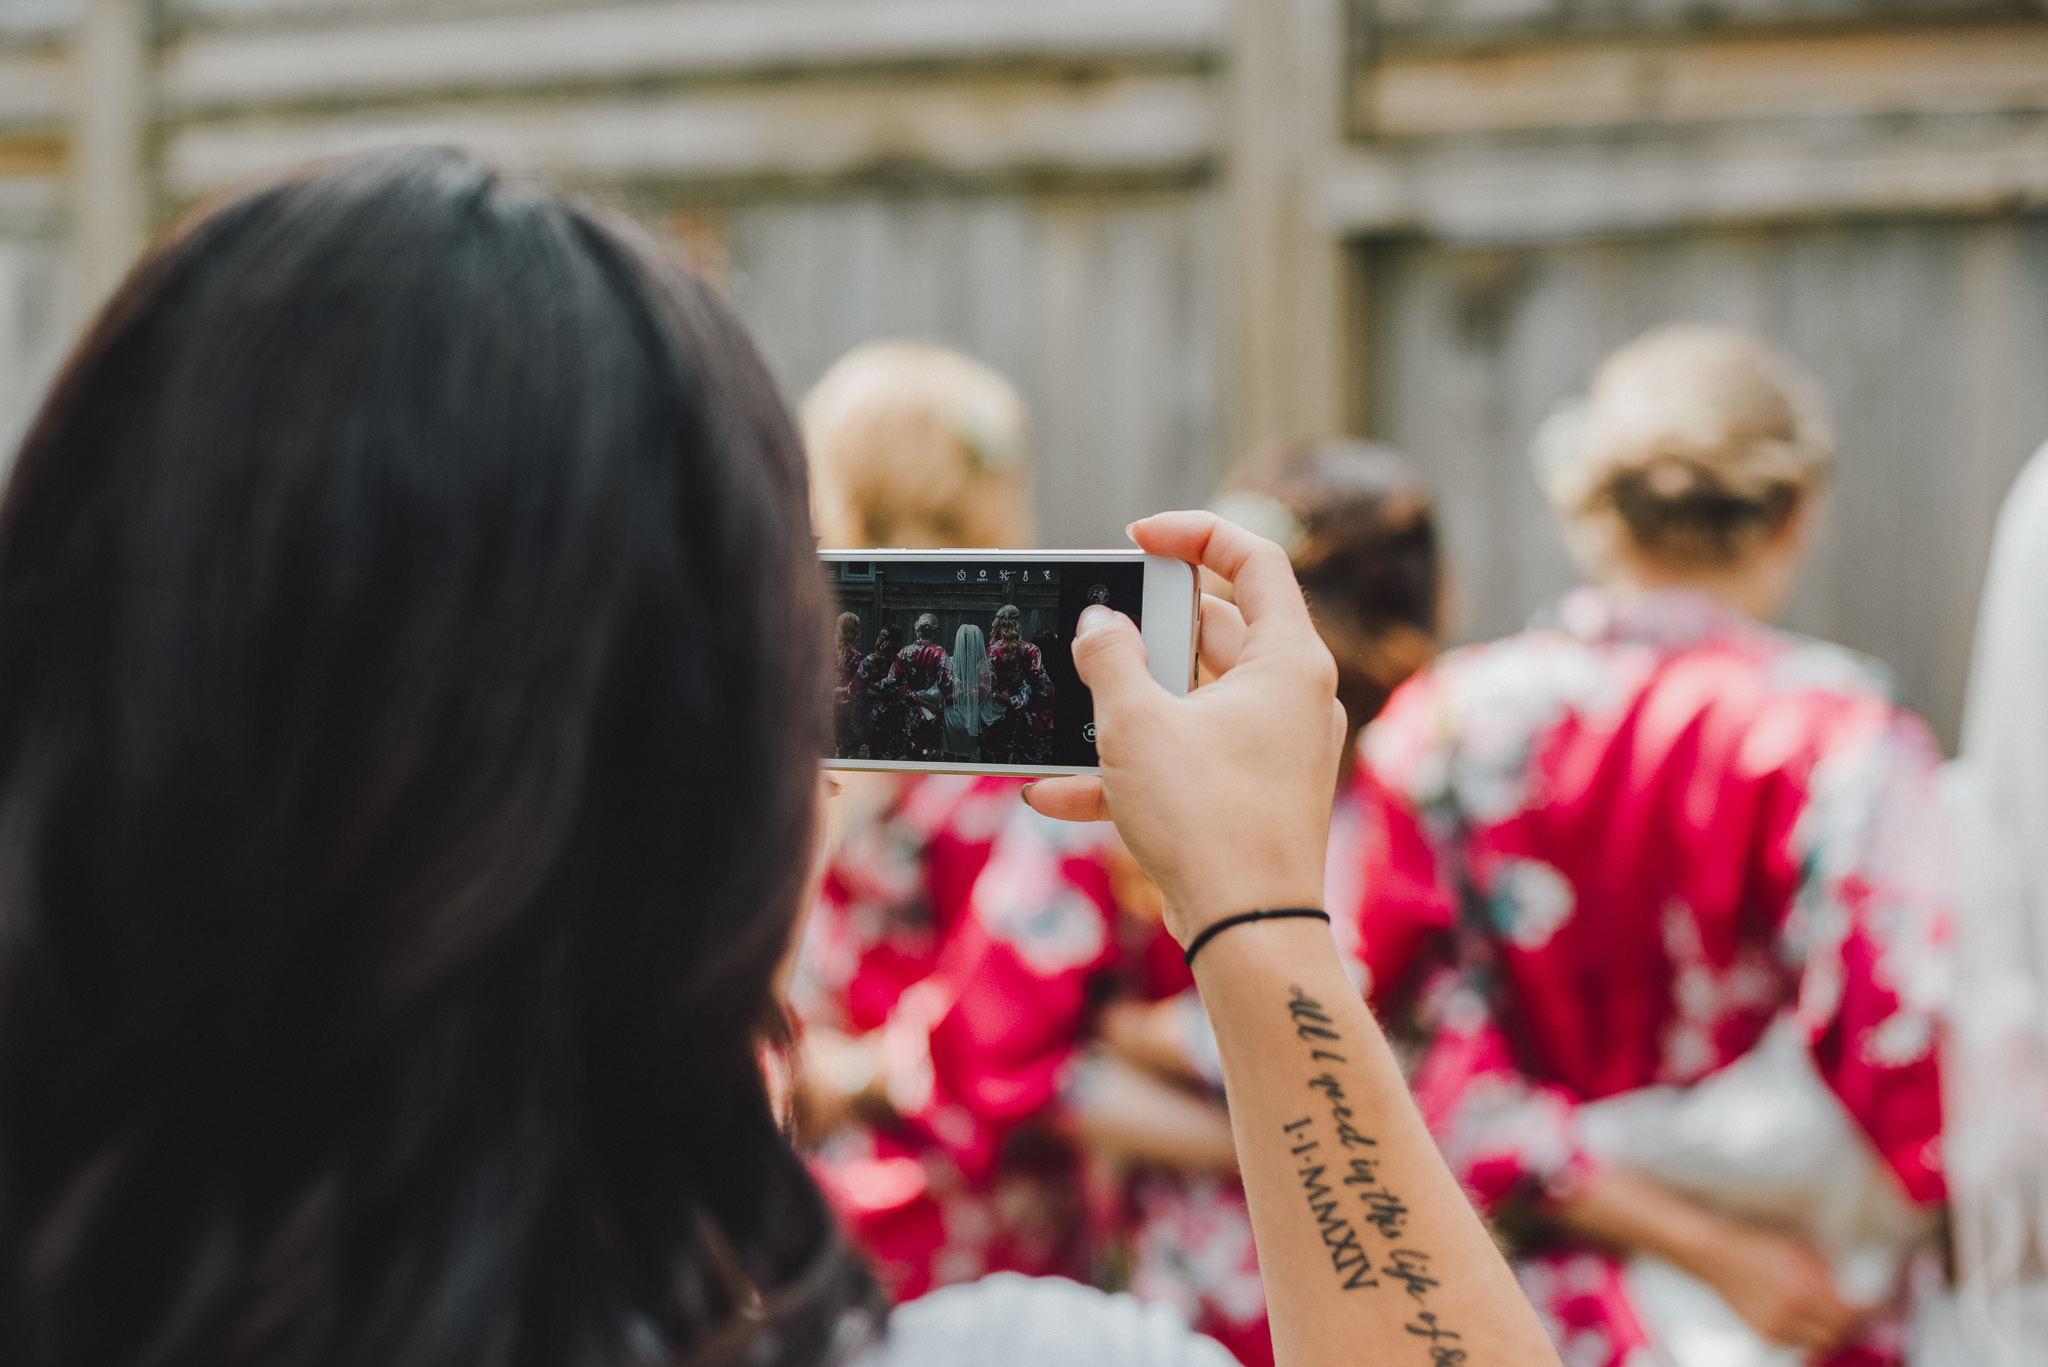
[1183,908,1330,968]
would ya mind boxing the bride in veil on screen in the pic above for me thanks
[944,622,995,762]
[1929,439,2048,1366]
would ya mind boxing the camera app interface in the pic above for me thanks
[824,558,1144,769]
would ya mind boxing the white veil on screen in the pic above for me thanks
[945,624,992,756]
[1940,439,2048,1363]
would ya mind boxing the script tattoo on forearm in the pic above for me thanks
[1281,985,1467,1365]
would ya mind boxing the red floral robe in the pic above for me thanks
[985,642,1055,765]
[1352,588,1952,1367]
[794,775,1123,1299]
[887,641,955,762]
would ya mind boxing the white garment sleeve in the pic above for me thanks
[851,1273,1237,1367]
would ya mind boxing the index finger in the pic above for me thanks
[1129,511,1314,640]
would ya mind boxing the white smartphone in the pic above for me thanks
[821,549,1200,776]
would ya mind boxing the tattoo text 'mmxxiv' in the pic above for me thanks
[1282,984,1466,1365]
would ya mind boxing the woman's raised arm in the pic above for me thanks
[1027,512,1560,1367]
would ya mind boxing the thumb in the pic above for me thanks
[1071,606,1161,720]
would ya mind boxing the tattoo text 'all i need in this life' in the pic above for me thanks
[1284,985,1466,1366]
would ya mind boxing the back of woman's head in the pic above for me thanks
[1212,440,1442,736]
[801,342,1031,549]
[0,148,876,1367]
[1533,324,1832,573]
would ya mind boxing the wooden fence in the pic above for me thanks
[3,0,2046,745]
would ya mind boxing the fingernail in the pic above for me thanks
[1020,783,1036,804]
[1077,605,1113,636]
[1124,521,1138,543]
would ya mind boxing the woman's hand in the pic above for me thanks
[1025,512,1345,945]
[1098,997,1205,1086]
[1556,1164,1864,1356]
[1069,1049,1240,1173]
[1686,1221,1864,1355]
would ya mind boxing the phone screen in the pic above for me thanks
[823,556,1145,770]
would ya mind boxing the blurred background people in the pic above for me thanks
[1354,325,1951,1367]
[1077,439,1449,1365]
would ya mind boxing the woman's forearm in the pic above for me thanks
[1196,917,1559,1367]
[1023,512,1562,1367]
[1069,1051,1240,1173]
[1554,1165,1725,1270]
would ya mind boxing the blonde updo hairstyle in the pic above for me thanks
[802,341,1032,550]
[1533,325,1832,575]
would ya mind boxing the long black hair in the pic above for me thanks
[0,149,880,1367]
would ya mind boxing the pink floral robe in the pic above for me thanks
[793,775,1124,1300]
[887,641,955,762]
[1353,588,1952,1367]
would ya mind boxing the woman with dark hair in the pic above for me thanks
[0,147,1558,1367]
[0,147,870,1367]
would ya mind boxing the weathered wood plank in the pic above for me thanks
[0,233,72,472]
[0,175,64,235]
[1366,0,2013,49]
[0,45,69,132]
[164,70,1220,197]
[1360,24,2048,137]
[74,0,148,307]
[1229,0,1350,451]
[1319,116,2048,241]
[159,0,1226,114]
[0,0,77,42]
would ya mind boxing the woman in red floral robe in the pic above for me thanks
[983,607,1055,766]
[1351,327,1951,1367]
[886,614,955,763]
